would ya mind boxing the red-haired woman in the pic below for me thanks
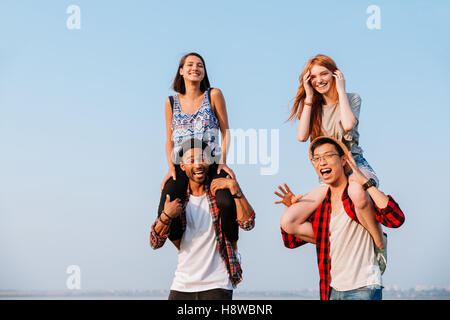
[158,52,239,247]
[279,54,386,255]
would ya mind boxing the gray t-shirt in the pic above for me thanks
[321,93,363,155]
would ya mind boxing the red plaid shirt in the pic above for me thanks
[150,184,255,288]
[281,184,405,300]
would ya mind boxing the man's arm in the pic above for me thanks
[347,153,405,228]
[275,184,316,246]
[150,195,182,250]
[210,177,255,231]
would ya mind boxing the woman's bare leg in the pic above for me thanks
[280,185,328,239]
[348,170,385,250]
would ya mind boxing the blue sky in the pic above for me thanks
[1,0,449,292]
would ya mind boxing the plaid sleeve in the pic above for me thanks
[237,211,255,231]
[281,227,308,248]
[150,217,169,249]
[373,195,405,228]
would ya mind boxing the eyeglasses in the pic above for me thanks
[311,153,339,165]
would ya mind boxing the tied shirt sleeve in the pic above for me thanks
[237,211,255,231]
[150,217,169,250]
[373,195,405,228]
[280,213,315,248]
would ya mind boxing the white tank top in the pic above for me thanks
[329,207,382,291]
[170,193,233,292]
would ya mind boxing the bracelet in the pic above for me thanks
[304,101,313,107]
[158,216,170,226]
[162,211,173,221]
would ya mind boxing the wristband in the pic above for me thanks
[162,211,173,221]
[158,216,170,226]
[304,101,313,107]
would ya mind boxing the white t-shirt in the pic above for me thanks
[329,207,382,291]
[170,193,233,292]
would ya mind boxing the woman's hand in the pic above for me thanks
[161,166,176,191]
[217,163,235,179]
[274,183,303,208]
[333,69,346,94]
[303,70,314,99]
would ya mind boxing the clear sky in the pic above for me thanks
[1,0,450,292]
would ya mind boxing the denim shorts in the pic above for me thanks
[318,153,379,187]
[330,284,382,300]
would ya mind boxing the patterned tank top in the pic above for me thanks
[171,89,221,162]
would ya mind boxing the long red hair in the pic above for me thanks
[288,54,339,141]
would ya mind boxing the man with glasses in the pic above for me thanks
[150,138,255,300]
[275,136,405,300]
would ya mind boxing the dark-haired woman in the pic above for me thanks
[157,53,239,247]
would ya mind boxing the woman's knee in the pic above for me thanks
[215,189,236,217]
[348,181,370,209]
[280,206,300,234]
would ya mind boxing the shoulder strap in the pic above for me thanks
[208,87,213,104]
[169,96,174,111]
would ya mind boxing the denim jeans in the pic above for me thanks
[349,153,379,187]
[330,285,382,300]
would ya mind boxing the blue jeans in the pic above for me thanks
[330,285,382,300]
[349,153,379,187]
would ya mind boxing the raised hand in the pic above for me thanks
[303,70,314,99]
[333,69,346,94]
[274,183,303,208]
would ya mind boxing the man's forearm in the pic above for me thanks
[234,194,254,223]
[366,186,389,209]
[154,214,172,237]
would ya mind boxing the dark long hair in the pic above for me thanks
[172,52,211,94]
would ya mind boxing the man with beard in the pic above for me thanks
[150,138,255,300]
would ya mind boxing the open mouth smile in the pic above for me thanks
[316,82,328,89]
[193,168,205,178]
[320,168,332,179]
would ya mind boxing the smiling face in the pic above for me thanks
[180,148,210,185]
[179,55,205,83]
[309,64,335,96]
[312,143,347,185]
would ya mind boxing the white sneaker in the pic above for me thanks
[375,233,387,275]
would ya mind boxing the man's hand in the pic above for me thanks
[274,183,303,208]
[210,175,240,196]
[163,195,182,219]
[346,153,369,186]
